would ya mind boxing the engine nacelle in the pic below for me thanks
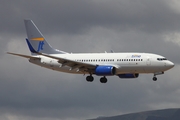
[95,66,116,76]
[118,73,139,78]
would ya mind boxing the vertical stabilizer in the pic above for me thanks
[24,20,68,54]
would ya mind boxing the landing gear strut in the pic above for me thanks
[152,72,164,81]
[86,75,94,82]
[100,76,107,83]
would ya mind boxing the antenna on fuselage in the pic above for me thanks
[110,50,114,53]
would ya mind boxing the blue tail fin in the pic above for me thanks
[24,20,68,54]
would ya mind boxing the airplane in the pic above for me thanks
[7,20,174,83]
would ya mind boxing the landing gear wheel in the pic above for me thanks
[100,77,107,83]
[153,77,157,81]
[86,76,94,82]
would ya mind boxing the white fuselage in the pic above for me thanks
[29,52,174,75]
[7,20,175,82]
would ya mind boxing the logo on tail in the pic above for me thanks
[37,41,44,52]
[30,37,45,52]
[31,37,44,41]
[26,38,45,53]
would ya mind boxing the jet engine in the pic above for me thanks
[118,73,139,78]
[95,66,116,76]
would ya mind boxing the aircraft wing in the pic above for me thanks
[7,52,40,59]
[37,52,97,72]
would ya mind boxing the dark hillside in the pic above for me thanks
[89,108,180,120]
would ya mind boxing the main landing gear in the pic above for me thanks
[86,75,108,83]
[100,76,107,83]
[152,72,164,81]
[86,75,94,82]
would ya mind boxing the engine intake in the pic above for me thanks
[95,66,116,76]
[118,73,139,78]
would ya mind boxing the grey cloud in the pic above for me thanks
[1,0,180,35]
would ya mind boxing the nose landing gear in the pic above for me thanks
[153,76,157,81]
[152,72,164,81]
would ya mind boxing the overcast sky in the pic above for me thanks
[1,0,180,120]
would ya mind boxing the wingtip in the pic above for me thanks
[7,52,13,54]
[6,52,35,59]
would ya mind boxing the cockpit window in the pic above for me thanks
[157,58,167,61]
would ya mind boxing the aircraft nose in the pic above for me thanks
[166,61,175,68]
